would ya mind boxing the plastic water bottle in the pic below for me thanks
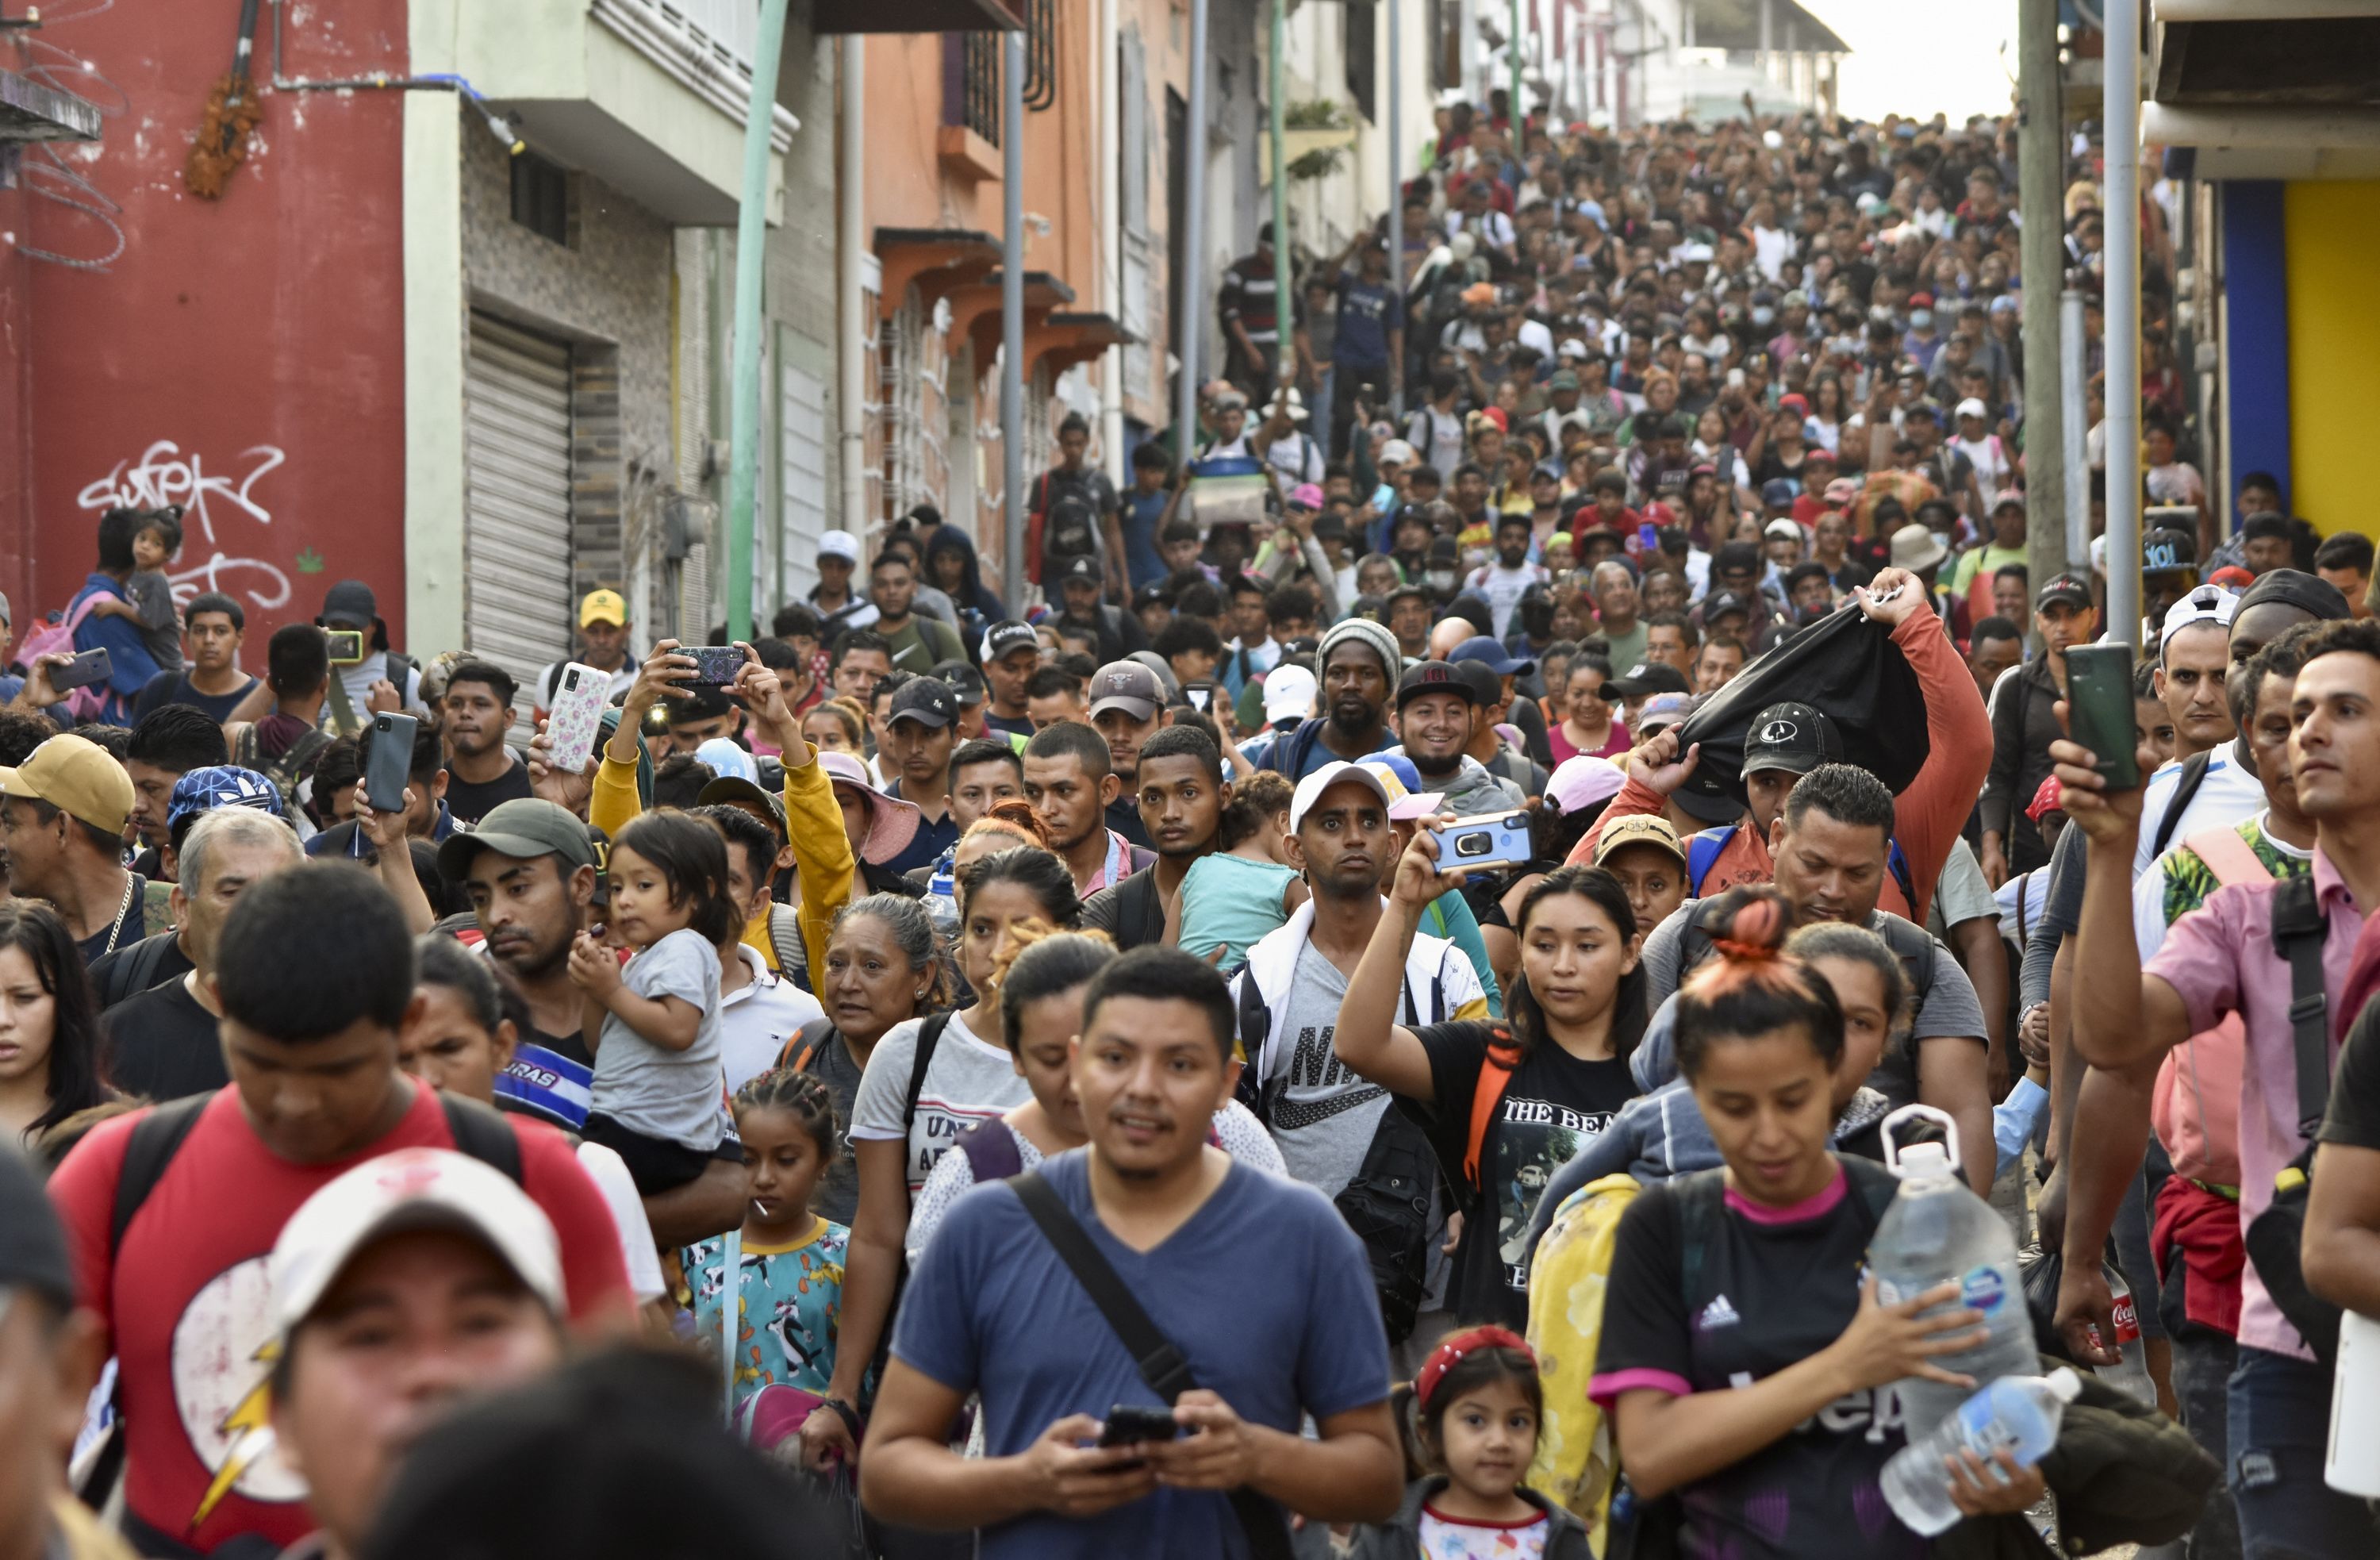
[1880,1368,2083,1536]
[2082,1262,2157,1404]
[1868,1105,2039,1433]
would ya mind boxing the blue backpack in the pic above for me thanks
[1683,823,1918,913]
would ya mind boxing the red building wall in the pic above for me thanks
[0,0,410,660]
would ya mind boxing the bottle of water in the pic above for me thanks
[1868,1105,2039,1433]
[2082,1262,2158,1404]
[1880,1368,2083,1536]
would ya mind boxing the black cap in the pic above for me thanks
[1395,659,1479,709]
[887,677,959,729]
[2236,567,2352,623]
[981,619,1040,661]
[1058,555,1103,586]
[1453,659,1505,707]
[1702,589,1756,623]
[1741,701,1841,777]
[1605,660,1692,698]
[1427,535,1461,563]
[931,660,987,704]
[320,578,378,629]
[2142,528,2196,575]
[1132,582,1171,611]
[0,1143,71,1311]
[2035,572,2094,611]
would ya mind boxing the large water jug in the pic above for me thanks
[1868,1105,2038,1433]
[1880,1368,2082,1536]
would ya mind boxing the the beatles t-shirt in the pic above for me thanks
[1415,1020,1639,1326]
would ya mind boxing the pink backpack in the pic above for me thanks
[19,590,112,720]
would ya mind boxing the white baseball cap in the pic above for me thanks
[1955,398,1990,421]
[2160,583,2240,659]
[1261,663,1318,726]
[269,1147,564,1344]
[1378,440,1418,466]
[1558,338,1591,359]
[818,529,862,564]
[1288,759,1396,832]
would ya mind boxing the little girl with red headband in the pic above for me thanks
[1349,1326,1592,1558]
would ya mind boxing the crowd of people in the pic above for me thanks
[2,90,2375,1560]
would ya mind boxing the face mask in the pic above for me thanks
[1751,307,1775,328]
[1426,570,1458,593]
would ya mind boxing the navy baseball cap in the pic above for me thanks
[1448,635,1536,678]
[887,677,959,729]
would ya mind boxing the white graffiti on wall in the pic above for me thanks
[75,440,293,610]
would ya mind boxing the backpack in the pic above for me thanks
[234,720,336,811]
[76,1089,525,1508]
[2148,747,2217,860]
[21,590,111,721]
[766,902,808,993]
[1038,490,1102,586]
[779,1011,952,1146]
[1682,824,1917,917]
[1237,961,1446,1341]
[1678,897,1939,1109]
[2241,873,2342,1363]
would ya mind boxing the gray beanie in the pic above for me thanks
[1317,617,1401,683]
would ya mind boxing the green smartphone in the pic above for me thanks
[2063,643,2140,791]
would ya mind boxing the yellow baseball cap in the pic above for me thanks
[0,734,133,837]
[1593,813,1686,869]
[578,589,628,628]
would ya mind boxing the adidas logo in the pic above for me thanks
[1699,1293,1741,1330]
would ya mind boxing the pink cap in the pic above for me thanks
[1547,755,1626,816]
[1289,482,1326,512]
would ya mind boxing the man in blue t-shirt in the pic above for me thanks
[1330,240,1404,456]
[862,947,1401,1558]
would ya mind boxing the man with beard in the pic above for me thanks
[1390,662,1524,818]
[1461,513,1547,640]
[439,661,534,825]
[1250,618,1400,780]
[1022,719,1150,898]
[1082,724,1227,949]
[442,797,744,1244]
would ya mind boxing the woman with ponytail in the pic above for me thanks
[1590,886,2044,1554]
[1334,824,1649,1328]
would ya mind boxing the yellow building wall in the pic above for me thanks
[2285,181,2380,537]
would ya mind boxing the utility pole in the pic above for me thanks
[1386,0,1403,413]
[2104,0,2142,640]
[1270,0,1290,405]
[1001,27,1026,610]
[2016,0,2069,608]
[1175,0,1211,471]
[724,0,792,645]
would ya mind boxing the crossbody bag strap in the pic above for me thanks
[1009,1172,1293,1560]
[2270,875,2332,1139]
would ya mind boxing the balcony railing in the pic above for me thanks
[591,0,800,152]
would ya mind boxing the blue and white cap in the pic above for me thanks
[166,765,283,832]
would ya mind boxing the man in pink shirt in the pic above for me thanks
[1563,565,1990,925]
[2055,617,2380,1556]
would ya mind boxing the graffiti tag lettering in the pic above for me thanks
[75,440,291,610]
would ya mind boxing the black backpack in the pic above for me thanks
[1235,965,1445,1342]
[1038,489,1102,587]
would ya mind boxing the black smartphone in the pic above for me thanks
[2063,643,2140,791]
[364,713,419,815]
[1096,1404,1181,1449]
[686,646,746,687]
[50,647,113,692]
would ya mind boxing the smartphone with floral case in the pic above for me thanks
[544,663,610,777]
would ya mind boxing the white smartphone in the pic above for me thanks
[545,663,610,777]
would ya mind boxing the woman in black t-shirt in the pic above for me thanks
[1336,851,1648,1327]
[1590,887,2042,1558]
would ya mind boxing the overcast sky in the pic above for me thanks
[1808,0,2023,123]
